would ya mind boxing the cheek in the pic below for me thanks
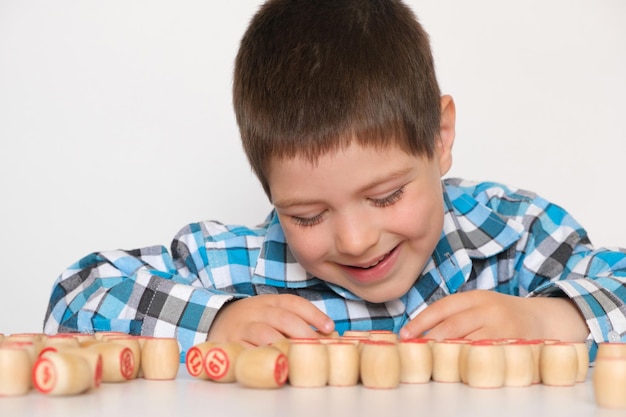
[281,225,330,270]
[392,189,444,242]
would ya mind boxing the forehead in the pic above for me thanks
[264,127,417,172]
[267,143,421,203]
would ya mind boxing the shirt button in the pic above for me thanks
[608,330,621,342]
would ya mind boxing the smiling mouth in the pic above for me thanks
[337,244,401,285]
[348,247,396,269]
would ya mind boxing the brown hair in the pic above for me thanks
[233,0,441,198]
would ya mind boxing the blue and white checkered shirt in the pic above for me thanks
[44,178,626,360]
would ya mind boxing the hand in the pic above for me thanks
[207,294,335,347]
[399,290,589,342]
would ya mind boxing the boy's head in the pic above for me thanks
[233,0,441,198]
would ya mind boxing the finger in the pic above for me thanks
[400,293,475,339]
[261,306,326,339]
[421,306,484,340]
[275,294,335,334]
[239,321,290,347]
[464,322,524,341]
[464,328,498,342]
[240,309,325,346]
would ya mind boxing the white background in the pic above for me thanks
[1,0,624,334]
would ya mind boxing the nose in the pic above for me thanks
[333,210,380,257]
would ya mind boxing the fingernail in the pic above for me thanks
[324,319,334,332]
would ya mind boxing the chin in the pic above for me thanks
[357,289,404,304]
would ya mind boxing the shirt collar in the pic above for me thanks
[251,182,523,296]
[424,184,523,295]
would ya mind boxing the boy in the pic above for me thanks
[44,0,626,361]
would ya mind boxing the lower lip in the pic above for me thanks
[340,244,401,284]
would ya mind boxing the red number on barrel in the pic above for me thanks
[205,348,229,379]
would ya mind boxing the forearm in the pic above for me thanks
[518,211,626,358]
[43,247,250,359]
[531,275,626,360]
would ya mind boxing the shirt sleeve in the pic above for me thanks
[515,195,626,359]
[43,220,267,357]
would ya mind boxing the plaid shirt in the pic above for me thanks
[44,178,626,360]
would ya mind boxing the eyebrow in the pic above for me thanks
[272,167,413,208]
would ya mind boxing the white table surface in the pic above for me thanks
[0,367,622,417]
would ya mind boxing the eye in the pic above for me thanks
[369,186,405,208]
[291,212,325,227]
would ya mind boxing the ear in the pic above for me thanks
[437,95,456,176]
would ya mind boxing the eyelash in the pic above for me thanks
[290,186,406,227]
[370,186,405,208]
[292,214,325,227]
